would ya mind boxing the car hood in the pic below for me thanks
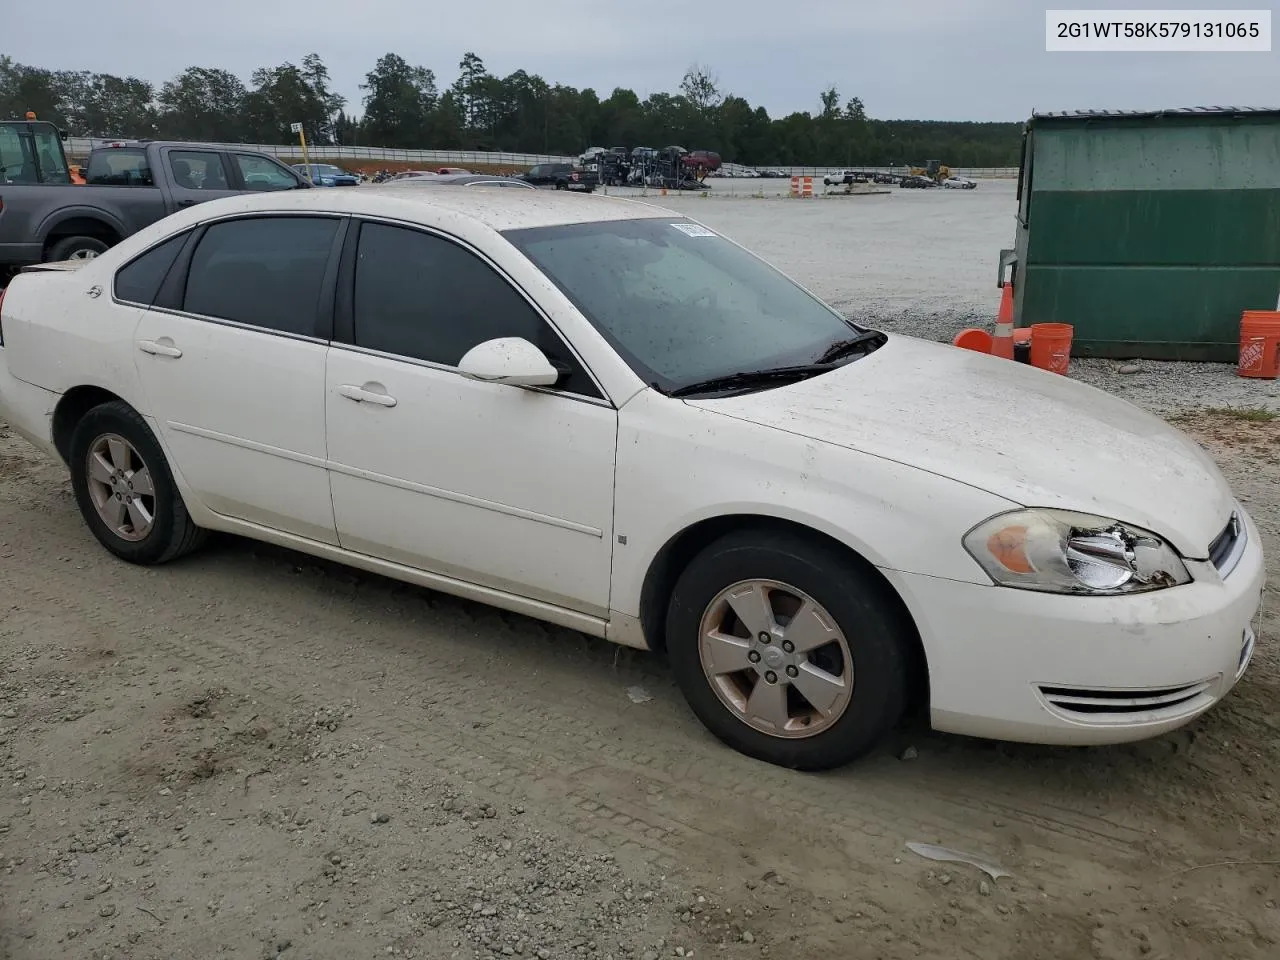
[683,334,1234,558]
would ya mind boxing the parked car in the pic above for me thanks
[943,176,977,189]
[437,167,471,175]
[0,189,1262,771]
[518,162,598,192]
[823,170,856,186]
[380,173,535,190]
[0,140,309,269]
[293,163,360,187]
[899,175,936,189]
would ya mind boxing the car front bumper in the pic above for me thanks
[884,507,1266,746]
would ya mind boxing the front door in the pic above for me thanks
[132,213,344,544]
[324,219,617,615]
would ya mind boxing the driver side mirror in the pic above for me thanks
[457,337,561,387]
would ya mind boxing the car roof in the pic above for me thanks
[164,182,679,232]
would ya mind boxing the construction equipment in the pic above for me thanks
[0,112,74,185]
[907,160,954,185]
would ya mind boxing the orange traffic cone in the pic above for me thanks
[991,283,1015,360]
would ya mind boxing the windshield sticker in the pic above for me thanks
[670,222,718,238]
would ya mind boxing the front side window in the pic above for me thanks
[114,232,188,305]
[504,218,867,392]
[168,150,228,190]
[234,153,300,191]
[182,217,339,336]
[351,222,599,397]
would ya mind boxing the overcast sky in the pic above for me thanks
[7,1,1277,121]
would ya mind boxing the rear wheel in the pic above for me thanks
[666,529,911,770]
[68,401,206,564]
[47,236,109,262]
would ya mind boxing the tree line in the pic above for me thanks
[1,52,1023,167]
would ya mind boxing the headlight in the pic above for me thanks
[963,508,1191,595]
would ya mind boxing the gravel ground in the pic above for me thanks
[1,411,1276,960]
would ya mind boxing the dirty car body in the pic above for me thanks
[0,188,1264,770]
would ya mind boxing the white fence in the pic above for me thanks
[64,138,1018,178]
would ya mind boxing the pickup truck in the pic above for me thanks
[517,162,598,192]
[0,140,309,274]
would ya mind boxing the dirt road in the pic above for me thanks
[1,410,1277,960]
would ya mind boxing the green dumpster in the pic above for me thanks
[1001,107,1280,362]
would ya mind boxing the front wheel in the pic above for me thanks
[68,401,207,565]
[666,529,911,770]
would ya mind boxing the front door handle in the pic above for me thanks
[338,384,397,407]
[137,339,183,358]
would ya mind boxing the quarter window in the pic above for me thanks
[351,222,600,398]
[113,232,188,305]
[182,217,339,337]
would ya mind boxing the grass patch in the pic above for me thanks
[1202,407,1278,422]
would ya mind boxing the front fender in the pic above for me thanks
[610,393,1015,620]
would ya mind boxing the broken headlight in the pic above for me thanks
[963,508,1192,595]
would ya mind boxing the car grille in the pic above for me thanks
[1036,679,1216,723]
[1208,512,1247,578]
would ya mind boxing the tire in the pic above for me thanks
[555,181,567,190]
[68,400,207,565]
[665,528,911,771]
[47,235,109,263]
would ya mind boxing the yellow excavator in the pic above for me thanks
[907,160,954,184]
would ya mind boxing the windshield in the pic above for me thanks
[503,218,868,392]
[303,164,343,176]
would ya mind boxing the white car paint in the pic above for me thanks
[0,187,1265,755]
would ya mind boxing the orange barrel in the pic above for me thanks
[1238,310,1280,379]
[1029,323,1074,375]
[953,328,993,353]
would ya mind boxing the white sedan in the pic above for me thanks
[0,189,1264,770]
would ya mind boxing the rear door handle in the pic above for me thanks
[338,384,397,407]
[137,339,182,358]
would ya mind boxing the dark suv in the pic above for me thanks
[519,162,598,192]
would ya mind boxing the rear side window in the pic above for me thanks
[113,233,188,305]
[182,217,339,336]
[86,148,153,186]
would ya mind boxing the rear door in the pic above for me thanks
[131,213,345,544]
[157,147,242,211]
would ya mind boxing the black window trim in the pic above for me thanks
[331,214,612,408]
[145,211,348,343]
[110,228,199,308]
